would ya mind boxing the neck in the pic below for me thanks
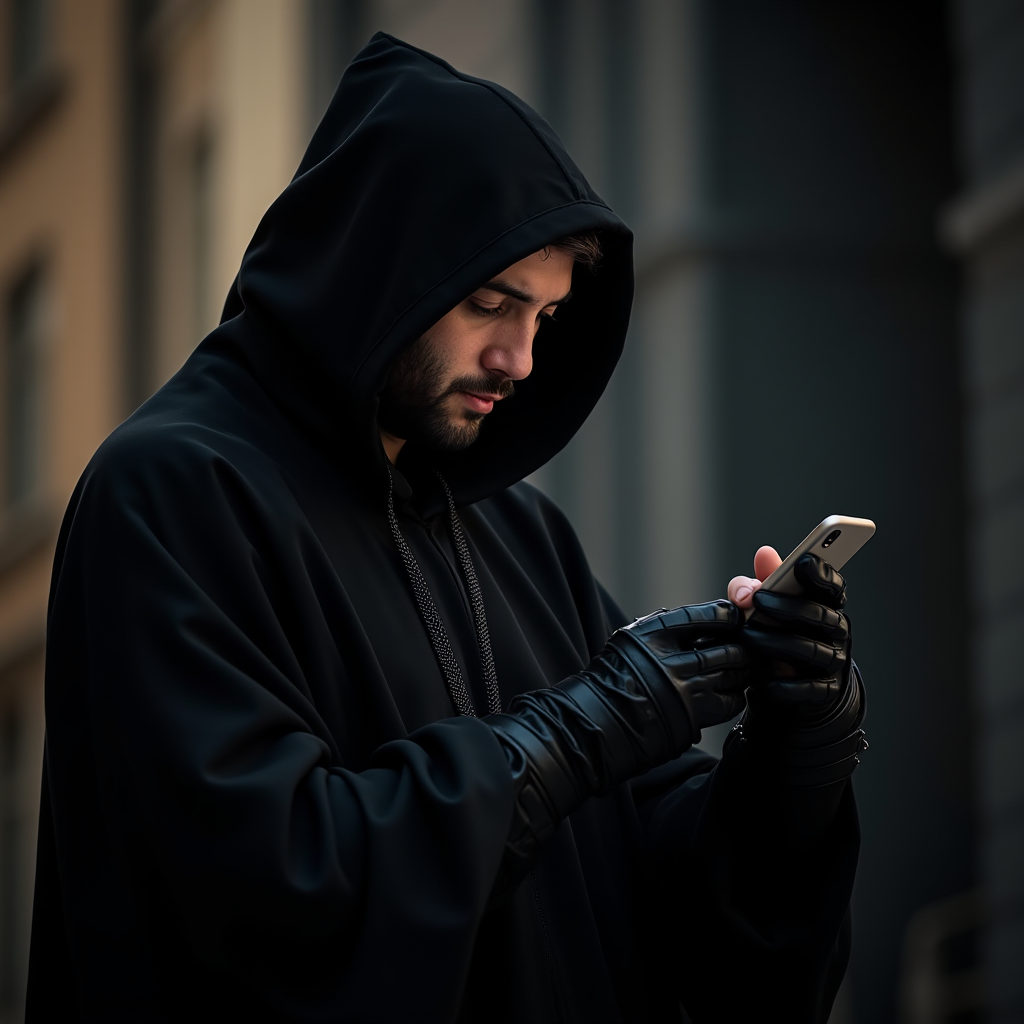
[380,430,405,465]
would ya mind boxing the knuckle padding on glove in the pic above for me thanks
[762,678,842,704]
[629,599,737,638]
[744,627,846,673]
[751,591,848,638]
[793,554,846,608]
[675,643,747,674]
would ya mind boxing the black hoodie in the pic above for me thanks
[27,34,857,1024]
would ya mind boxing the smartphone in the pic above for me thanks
[757,514,876,598]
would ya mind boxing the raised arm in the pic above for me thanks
[643,554,865,1023]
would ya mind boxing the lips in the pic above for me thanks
[460,391,500,414]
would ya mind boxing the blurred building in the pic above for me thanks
[942,3,1024,1022]
[0,1,1021,1022]
[1,1,127,1018]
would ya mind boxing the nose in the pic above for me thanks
[483,316,535,381]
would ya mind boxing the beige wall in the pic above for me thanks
[150,0,221,384]
[0,0,124,506]
[151,0,306,387]
[0,0,126,1018]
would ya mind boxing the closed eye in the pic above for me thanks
[469,301,503,317]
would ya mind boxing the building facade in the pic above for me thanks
[944,2,1024,1021]
[1,1,126,1017]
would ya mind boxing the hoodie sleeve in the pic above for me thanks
[640,740,858,1023]
[591,545,855,1019]
[41,434,514,1022]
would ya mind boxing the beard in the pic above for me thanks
[377,333,515,453]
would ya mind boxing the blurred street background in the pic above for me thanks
[1,1,1023,1021]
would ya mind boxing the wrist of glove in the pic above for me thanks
[486,600,751,883]
[733,553,868,787]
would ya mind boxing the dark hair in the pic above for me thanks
[546,232,602,271]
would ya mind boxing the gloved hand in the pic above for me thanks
[733,553,867,787]
[486,600,751,887]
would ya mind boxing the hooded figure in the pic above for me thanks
[28,34,864,1024]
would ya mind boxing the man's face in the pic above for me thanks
[378,248,574,453]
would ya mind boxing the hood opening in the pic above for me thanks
[214,32,634,507]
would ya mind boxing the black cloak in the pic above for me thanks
[28,33,858,1023]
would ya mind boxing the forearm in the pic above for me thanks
[647,749,859,1023]
[484,601,751,894]
[485,656,698,894]
[639,655,866,1021]
[726,661,867,848]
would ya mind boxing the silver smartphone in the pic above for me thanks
[758,514,876,598]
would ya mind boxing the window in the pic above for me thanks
[5,262,48,510]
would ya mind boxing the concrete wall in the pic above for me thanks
[530,9,973,1016]
[699,5,969,1021]
[526,0,719,624]
[944,2,1024,1019]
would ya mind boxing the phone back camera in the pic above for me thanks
[822,529,841,549]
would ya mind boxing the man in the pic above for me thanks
[28,34,864,1023]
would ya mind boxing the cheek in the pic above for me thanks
[448,322,497,368]
[429,312,489,364]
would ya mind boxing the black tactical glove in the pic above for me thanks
[732,553,867,786]
[486,600,751,887]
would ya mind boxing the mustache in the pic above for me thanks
[443,374,516,401]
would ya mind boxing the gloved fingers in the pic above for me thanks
[625,600,740,652]
[750,590,849,641]
[614,628,750,687]
[743,626,847,677]
[792,554,846,609]
[687,686,749,727]
[756,677,843,705]
[658,643,751,691]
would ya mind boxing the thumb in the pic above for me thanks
[754,545,782,583]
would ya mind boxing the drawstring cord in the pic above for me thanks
[437,472,501,716]
[386,467,501,717]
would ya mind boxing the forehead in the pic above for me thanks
[485,249,574,300]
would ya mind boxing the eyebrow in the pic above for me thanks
[478,278,573,307]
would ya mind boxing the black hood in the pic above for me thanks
[216,32,634,505]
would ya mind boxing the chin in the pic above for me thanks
[450,425,484,450]
[435,413,484,452]
[405,412,482,454]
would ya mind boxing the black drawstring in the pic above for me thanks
[386,467,501,717]
[436,472,502,716]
